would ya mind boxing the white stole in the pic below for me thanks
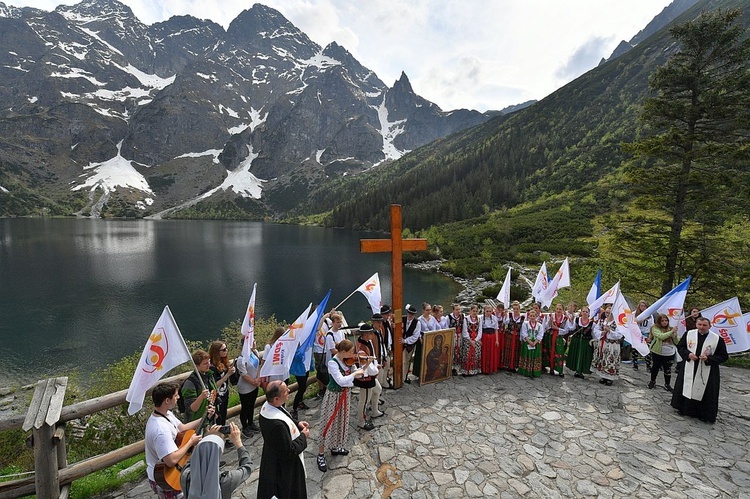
[682,329,720,401]
[260,402,306,476]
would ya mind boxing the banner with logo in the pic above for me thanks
[260,303,312,379]
[614,291,650,356]
[126,306,192,414]
[531,262,548,301]
[700,297,748,353]
[539,258,570,308]
[240,283,257,362]
[356,272,382,313]
[635,277,691,335]
[588,281,620,319]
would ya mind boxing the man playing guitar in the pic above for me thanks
[145,381,214,498]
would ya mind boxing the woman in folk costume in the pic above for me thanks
[412,302,433,381]
[430,304,449,329]
[518,309,545,377]
[670,317,728,423]
[480,303,500,374]
[543,303,571,377]
[647,314,679,391]
[494,303,508,367]
[316,339,367,472]
[448,303,465,374]
[502,301,524,371]
[459,304,482,376]
[593,305,622,386]
[566,306,595,379]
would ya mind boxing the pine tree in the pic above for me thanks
[622,8,750,295]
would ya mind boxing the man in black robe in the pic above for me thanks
[257,380,309,498]
[671,317,729,423]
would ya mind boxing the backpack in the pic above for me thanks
[228,356,241,385]
[177,372,199,414]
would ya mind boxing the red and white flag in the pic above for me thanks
[355,272,382,313]
[240,284,257,361]
[126,306,191,414]
[260,303,312,379]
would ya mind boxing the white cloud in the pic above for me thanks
[8,0,672,111]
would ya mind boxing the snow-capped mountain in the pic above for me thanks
[0,0,494,217]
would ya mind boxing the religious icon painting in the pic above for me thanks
[419,328,454,385]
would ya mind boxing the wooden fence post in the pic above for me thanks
[21,377,68,499]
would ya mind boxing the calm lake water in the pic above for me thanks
[0,218,461,387]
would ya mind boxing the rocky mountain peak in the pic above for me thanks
[55,0,136,22]
[226,3,317,58]
[0,2,22,18]
[393,71,414,93]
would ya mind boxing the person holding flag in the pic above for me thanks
[633,300,654,371]
[593,304,622,386]
[647,314,679,391]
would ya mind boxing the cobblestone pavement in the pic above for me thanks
[117,364,750,498]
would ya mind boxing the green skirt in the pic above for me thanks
[567,334,594,374]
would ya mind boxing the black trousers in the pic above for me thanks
[292,373,308,410]
[650,352,673,384]
[239,389,258,429]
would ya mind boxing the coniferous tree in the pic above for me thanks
[622,8,750,295]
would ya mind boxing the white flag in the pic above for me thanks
[496,267,512,308]
[586,270,602,306]
[355,272,382,313]
[539,258,570,308]
[260,303,312,379]
[240,284,257,361]
[613,291,650,356]
[531,262,548,301]
[126,306,192,415]
[635,277,691,335]
[700,298,748,353]
[588,281,620,319]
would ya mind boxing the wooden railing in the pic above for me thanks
[0,372,315,499]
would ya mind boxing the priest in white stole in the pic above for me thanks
[671,317,728,423]
[258,380,309,499]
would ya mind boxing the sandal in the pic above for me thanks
[317,454,327,472]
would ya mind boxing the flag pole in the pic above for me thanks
[333,288,359,310]
[165,305,206,391]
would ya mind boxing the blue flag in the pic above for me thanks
[293,290,332,373]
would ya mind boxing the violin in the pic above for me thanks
[343,355,375,366]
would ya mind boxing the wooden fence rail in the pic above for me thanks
[0,372,316,499]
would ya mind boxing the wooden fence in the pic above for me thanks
[0,372,315,499]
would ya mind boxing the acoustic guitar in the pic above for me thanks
[153,390,217,492]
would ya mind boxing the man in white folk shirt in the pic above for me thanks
[354,323,384,430]
[145,381,207,499]
[401,304,422,384]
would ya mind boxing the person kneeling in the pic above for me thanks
[180,422,252,499]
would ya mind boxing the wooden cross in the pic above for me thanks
[360,204,427,389]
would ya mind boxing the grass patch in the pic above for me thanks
[726,354,750,369]
[69,454,146,499]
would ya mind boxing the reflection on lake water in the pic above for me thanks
[0,218,461,386]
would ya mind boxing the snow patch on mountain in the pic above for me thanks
[72,141,153,194]
[111,61,175,89]
[50,67,106,86]
[373,99,407,162]
[220,145,264,198]
[176,149,223,164]
[79,27,124,56]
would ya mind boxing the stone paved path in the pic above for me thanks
[116,364,750,498]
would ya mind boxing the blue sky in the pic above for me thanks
[8,0,673,111]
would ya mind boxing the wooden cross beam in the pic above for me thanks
[360,204,427,389]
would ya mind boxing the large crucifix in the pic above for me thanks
[360,204,427,389]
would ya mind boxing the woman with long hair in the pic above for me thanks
[647,314,678,391]
[566,306,594,379]
[447,303,465,374]
[208,341,236,426]
[316,339,367,473]
[543,303,569,377]
[633,300,654,371]
[480,303,500,374]
[459,304,482,376]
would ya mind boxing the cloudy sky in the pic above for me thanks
[9,0,673,111]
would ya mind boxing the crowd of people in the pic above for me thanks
[143,299,728,498]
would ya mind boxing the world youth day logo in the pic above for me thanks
[712,307,741,327]
[364,280,377,293]
[143,328,170,374]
